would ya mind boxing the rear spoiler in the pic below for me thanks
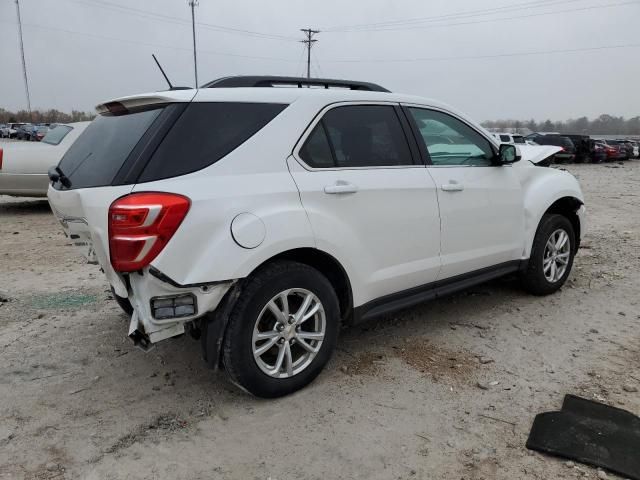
[95,90,197,115]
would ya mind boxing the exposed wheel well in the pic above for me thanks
[252,248,353,323]
[544,197,582,249]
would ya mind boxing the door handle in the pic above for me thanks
[441,182,464,192]
[324,181,358,194]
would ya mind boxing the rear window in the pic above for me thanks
[512,135,525,144]
[42,125,72,145]
[539,136,561,146]
[138,102,287,182]
[57,107,164,189]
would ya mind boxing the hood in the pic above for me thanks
[516,145,563,165]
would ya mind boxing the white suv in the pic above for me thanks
[47,76,585,397]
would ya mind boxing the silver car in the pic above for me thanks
[0,122,88,197]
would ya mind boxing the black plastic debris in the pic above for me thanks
[527,394,640,479]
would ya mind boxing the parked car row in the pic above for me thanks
[0,122,50,141]
[501,133,640,163]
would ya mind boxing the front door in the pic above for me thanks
[405,106,524,280]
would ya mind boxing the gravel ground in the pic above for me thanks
[1,161,638,480]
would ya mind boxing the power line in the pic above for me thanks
[323,0,585,31]
[321,42,640,64]
[294,43,308,77]
[300,28,319,79]
[0,20,298,62]
[64,0,298,42]
[14,0,32,119]
[324,0,640,33]
[311,49,324,77]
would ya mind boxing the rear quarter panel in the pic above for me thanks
[132,99,318,285]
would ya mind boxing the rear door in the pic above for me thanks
[404,105,524,280]
[288,103,441,307]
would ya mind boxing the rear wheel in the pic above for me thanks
[521,214,575,295]
[221,261,339,398]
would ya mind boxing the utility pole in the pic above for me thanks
[15,0,32,120]
[189,0,199,88]
[300,28,319,79]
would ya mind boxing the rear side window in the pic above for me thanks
[299,124,334,168]
[500,135,511,142]
[512,136,525,144]
[300,105,414,168]
[139,102,287,182]
[57,107,163,189]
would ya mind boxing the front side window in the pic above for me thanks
[299,105,413,168]
[408,108,495,166]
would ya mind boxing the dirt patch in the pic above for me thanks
[340,339,479,384]
[341,350,387,376]
[393,340,479,383]
[102,413,189,457]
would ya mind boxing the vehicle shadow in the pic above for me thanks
[0,198,50,214]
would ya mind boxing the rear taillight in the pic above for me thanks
[0,148,3,169]
[108,192,190,272]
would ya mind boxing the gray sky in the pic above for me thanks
[1,0,639,121]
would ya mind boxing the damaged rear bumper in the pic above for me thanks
[124,267,234,349]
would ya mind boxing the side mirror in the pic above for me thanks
[498,144,521,164]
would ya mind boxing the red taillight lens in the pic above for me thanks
[0,148,3,169]
[108,192,190,272]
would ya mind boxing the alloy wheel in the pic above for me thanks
[252,288,326,379]
[543,228,571,283]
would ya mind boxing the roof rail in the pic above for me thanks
[201,75,390,92]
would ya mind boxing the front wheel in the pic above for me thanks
[521,214,576,295]
[221,261,340,398]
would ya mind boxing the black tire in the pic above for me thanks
[111,287,133,316]
[521,214,576,296]
[221,260,340,398]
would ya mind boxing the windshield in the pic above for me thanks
[42,125,73,145]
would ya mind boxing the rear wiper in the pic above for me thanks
[48,166,71,188]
